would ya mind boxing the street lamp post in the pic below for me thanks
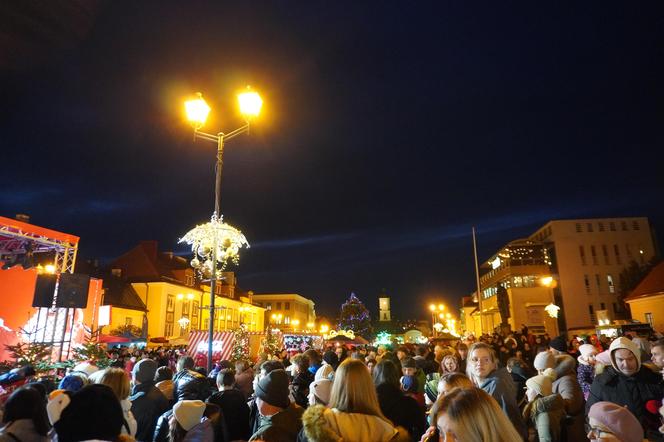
[182,88,263,373]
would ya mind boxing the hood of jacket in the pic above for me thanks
[302,405,406,442]
[609,337,641,372]
[553,354,575,378]
[479,367,513,390]
[533,394,565,414]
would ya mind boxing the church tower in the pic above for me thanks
[379,294,391,321]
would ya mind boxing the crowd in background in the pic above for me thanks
[0,328,663,442]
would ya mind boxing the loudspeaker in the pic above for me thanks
[56,273,90,308]
[32,274,57,307]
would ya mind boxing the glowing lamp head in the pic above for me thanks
[438,304,445,311]
[429,304,436,312]
[185,93,211,129]
[540,276,554,287]
[238,88,263,119]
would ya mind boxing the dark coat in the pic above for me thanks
[129,381,169,442]
[376,382,427,440]
[587,366,664,439]
[173,369,214,402]
[249,402,304,442]
[291,371,315,409]
[207,388,251,441]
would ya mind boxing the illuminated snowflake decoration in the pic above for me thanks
[179,213,249,279]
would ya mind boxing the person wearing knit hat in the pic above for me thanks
[586,337,664,439]
[577,343,598,401]
[58,372,88,392]
[533,351,555,373]
[308,378,332,406]
[130,358,170,442]
[523,374,565,442]
[548,335,567,355]
[51,384,124,442]
[251,369,304,441]
[173,400,206,431]
[588,401,643,442]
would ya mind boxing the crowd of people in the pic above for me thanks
[0,329,663,442]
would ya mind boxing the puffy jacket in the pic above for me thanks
[551,355,585,441]
[129,381,169,442]
[173,369,213,402]
[587,366,663,439]
[301,405,410,442]
[479,368,527,440]
[523,394,565,442]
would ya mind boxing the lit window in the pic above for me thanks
[632,221,640,231]
[607,275,615,293]
[576,223,583,233]
[598,222,605,232]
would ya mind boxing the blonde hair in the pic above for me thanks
[96,367,131,400]
[466,342,497,385]
[437,387,522,442]
[328,358,387,420]
[440,354,459,374]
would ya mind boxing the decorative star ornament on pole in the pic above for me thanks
[179,213,249,279]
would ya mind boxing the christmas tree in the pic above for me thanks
[230,324,250,363]
[4,342,52,374]
[337,292,373,339]
[72,331,110,369]
[261,326,280,358]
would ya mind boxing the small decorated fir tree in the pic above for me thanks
[230,323,250,363]
[261,326,280,358]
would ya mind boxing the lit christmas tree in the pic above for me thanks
[337,292,373,339]
[261,326,280,358]
[230,324,250,363]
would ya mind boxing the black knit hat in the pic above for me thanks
[255,369,290,408]
[54,384,123,442]
[549,336,567,353]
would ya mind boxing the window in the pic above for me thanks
[165,313,174,337]
[598,222,605,232]
[584,275,591,294]
[645,312,653,327]
[614,244,621,265]
[185,274,194,286]
[632,221,640,231]
[595,274,601,290]
[265,302,272,310]
[167,295,175,312]
[579,246,586,266]
[621,221,628,231]
[192,301,200,330]
[587,223,594,232]
[602,245,610,265]
[276,302,282,311]
[600,302,605,310]
[590,246,597,265]
[588,304,595,324]
[182,301,190,315]
[607,274,615,293]
[285,302,290,310]
[609,222,616,231]
[625,244,632,259]
[612,303,618,314]
[575,223,582,233]
[284,316,290,324]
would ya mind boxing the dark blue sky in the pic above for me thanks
[1,1,663,320]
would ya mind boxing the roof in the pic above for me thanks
[103,276,148,311]
[109,241,196,285]
[625,261,664,301]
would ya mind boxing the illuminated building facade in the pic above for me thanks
[252,293,316,333]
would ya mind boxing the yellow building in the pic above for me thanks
[108,242,264,342]
[252,293,316,333]
[625,261,664,333]
[528,218,656,330]
[475,239,559,336]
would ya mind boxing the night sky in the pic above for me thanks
[2,2,663,321]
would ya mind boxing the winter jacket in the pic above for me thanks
[129,381,169,442]
[249,402,304,442]
[182,418,215,442]
[173,369,213,402]
[479,368,527,440]
[551,355,585,442]
[0,419,47,442]
[207,388,251,441]
[587,366,664,439]
[301,405,410,442]
[576,362,594,401]
[376,382,427,440]
[523,394,565,442]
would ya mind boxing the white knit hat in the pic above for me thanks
[173,400,205,431]
[533,351,555,370]
[579,344,597,358]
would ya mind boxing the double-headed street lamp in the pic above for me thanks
[179,87,263,373]
[429,303,446,337]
